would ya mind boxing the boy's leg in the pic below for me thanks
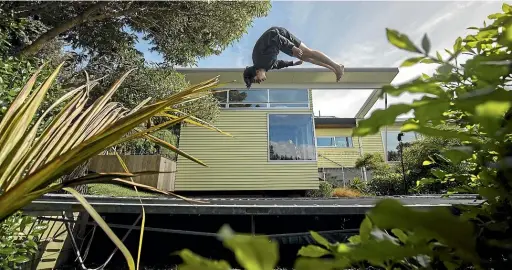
[302,57,337,73]
[299,43,344,81]
[275,27,344,81]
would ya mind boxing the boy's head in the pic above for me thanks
[243,66,266,89]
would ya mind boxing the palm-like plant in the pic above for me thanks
[0,63,226,269]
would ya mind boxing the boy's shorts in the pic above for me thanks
[268,26,302,57]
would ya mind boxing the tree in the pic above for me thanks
[402,134,471,194]
[1,1,271,65]
[355,152,388,171]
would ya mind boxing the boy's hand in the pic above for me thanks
[294,60,303,66]
[292,46,303,58]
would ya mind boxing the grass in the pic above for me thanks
[87,184,159,197]
[331,187,362,197]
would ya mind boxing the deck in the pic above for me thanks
[24,194,482,216]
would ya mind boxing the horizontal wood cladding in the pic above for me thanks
[175,109,319,191]
[315,127,361,168]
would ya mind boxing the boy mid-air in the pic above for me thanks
[243,26,344,89]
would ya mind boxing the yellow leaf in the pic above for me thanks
[64,187,135,270]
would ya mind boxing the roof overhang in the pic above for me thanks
[175,67,398,90]
[355,88,382,119]
[314,117,356,128]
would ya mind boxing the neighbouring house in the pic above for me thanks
[170,67,425,192]
[315,117,419,186]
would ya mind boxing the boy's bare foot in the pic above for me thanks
[334,64,344,82]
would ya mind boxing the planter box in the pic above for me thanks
[88,155,176,191]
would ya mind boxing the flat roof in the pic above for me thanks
[176,67,399,90]
[24,194,482,216]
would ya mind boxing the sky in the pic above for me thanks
[135,0,505,118]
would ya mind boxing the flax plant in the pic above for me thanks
[0,62,228,269]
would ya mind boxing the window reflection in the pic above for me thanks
[381,131,418,161]
[268,114,316,161]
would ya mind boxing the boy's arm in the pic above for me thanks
[274,60,303,69]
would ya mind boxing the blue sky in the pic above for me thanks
[135,0,504,118]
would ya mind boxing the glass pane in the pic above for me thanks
[269,103,309,108]
[268,114,316,161]
[382,131,417,161]
[229,89,268,103]
[218,103,227,108]
[269,89,309,103]
[213,91,227,103]
[229,103,267,108]
[334,137,349,148]
[316,137,333,147]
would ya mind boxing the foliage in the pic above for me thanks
[306,181,333,198]
[113,129,178,160]
[355,153,403,195]
[0,212,47,269]
[356,133,472,195]
[331,187,362,198]
[349,177,369,194]
[355,153,387,171]
[351,3,512,269]
[368,172,404,196]
[177,225,278,270]
[0,63,226,269]
[402,134,472,194]
[1,1,271,66]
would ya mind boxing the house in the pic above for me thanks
[173,67,413,192]
[314,117,419,185]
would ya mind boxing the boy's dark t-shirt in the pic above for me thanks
[252,27,302,71]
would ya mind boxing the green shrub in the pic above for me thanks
[306,181,333,198]
[367,172,403,196]
[0,212,47,269]
[349,177,369,194]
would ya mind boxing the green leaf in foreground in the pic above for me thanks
[422,33,431,54]
[310,231,331,249]
[359,216,372,242]
[353,104,413,136]
[218,225,279,270]
[367,199,477,262]
[386,28,422,53]
[176,249,231,270]
[297,245,331,258]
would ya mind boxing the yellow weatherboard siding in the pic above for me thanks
[175,109,318,191]
[359,123,403,158]
[316,127,361,168]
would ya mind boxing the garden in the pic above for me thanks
[1,1,512,270]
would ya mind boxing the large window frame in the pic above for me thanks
[381,130,419,162]
[267,113,317,162]
[214,88,310,109]
[316,136,354,148]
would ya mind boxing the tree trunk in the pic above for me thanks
[17,2,109,57]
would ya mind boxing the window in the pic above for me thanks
[268,114,316,161]
[381,131,418,162]
[316,136,353,148]
[214,89,309,109]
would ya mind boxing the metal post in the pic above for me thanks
[342,167,346,187]
[398,132,407,194]
[384,92,388,161]
[251,215,255,235]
